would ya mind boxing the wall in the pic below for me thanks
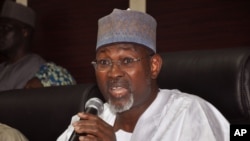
[147,1,250,52]
[1,0,250,83]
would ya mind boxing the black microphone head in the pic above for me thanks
[85,97,104,116]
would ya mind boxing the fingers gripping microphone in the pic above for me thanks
[68,97,104,141]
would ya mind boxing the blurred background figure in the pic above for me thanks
[0,0,45,91]
[25,62,76,89]
[0,123,28,141]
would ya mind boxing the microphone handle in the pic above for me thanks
[68,108,98,141]
[68,131,79,141]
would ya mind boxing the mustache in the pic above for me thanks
[107,79,130,89]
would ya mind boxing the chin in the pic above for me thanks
[108,93,134,114]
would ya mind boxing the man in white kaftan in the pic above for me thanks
[57,89,229,141]
[57,8,229,141]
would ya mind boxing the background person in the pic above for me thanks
[57,9,229,141]
[25,62,76,89]
[0,123,28,141]
[0,0,45,91]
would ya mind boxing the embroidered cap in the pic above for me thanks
[96,8,157,53]
[0,0,36,27]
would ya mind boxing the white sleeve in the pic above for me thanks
[56,115,80,141]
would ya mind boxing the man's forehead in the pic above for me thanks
[97,43,140,53]
[0,17,22,26]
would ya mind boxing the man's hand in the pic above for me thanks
[72,112,116,141]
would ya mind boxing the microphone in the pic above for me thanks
[68,97,104,141]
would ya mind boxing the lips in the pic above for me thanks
[110,86,128,98]
[107,80,130,98]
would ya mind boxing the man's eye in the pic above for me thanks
[98,59,110,65]
[122,58,134,64]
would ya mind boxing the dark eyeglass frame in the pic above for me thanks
[91,53,154,72]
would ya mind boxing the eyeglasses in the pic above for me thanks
[91,57,143,72]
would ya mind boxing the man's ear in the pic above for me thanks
[150,54,162,79]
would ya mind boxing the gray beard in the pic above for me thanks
[108,93,134,114]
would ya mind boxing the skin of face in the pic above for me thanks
[0,18,26,54]
[94,43,162,114]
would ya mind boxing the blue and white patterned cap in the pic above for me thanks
[96,8,157,53]
[35,62,76,87]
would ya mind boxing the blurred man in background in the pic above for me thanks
[0,0,45,92]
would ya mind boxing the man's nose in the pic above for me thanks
[107,61,125,78]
